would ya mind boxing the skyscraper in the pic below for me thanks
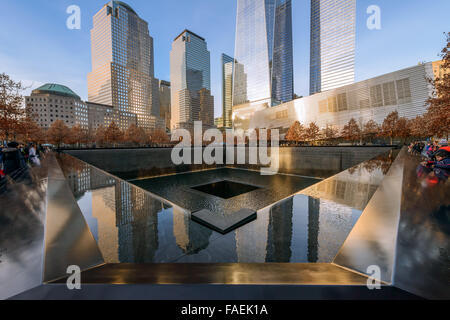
[222,54,234,128]
[310,0,356,95]
[159,80,171,130]
[170,30,214,130]
[233,0,293,108]
[87,1,162,131]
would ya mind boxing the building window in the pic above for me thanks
[327,97,337,112]
[337,93,348,111]
[383,82,397,106]
[275,109,288,119]
[360,99,370,109]
[396,78,412,103]
[370,85,383,107]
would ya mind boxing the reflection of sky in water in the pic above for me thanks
[77,191,98,242]
[290,195,308,262]
[60,151,395,264]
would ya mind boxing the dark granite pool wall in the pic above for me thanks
[229,146,395,178]
[65,146,394,180]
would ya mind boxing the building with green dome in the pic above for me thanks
[31,83,81,100]
[25,83,89,130]
[26,83,139,132]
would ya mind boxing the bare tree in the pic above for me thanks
[380,111,400,145]
[0,73,27,141]
[426,32,450,139]
[341,118,361,144]
[408,116,428,138]
[285,121,305,142]
[47,120,70,148]
[363,120,380,143]
[305,122,320,143]
[16,118,45,144]
[104,122,123,147]
[396,117,410,144]
[95,125,107,147]
[125,123,147,146]
[150,128,169,144]
[322,125,339,142]
[68,124,88,147]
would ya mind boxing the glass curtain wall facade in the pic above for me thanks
[222,54,234,128]
[170,30,214,130]
[272,0,294,103]
[87,1,161,130]
[233,0,294,108]
[310,0,356,95]
[159,80,171,130]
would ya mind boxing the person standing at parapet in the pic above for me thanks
[29,143,41,167]
[1,141,31,184]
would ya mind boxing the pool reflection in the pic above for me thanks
[57,150,396,263]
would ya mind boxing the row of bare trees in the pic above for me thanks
[44,120,169,148]
[0,118,170,148]
[285,111,437,145]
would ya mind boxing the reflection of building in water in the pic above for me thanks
[172,207,212,254]
[304,164,385,211]
[235,207,270,262]
[66,163,116,199]
[115,181,161,262]
[266,198,293,262]
[66,164,91,199]
[307,197,320,263]
[64,157,164,263]
[92,186,119,262]
[293,161,387,262]
[282,193,362,263]
[316,198,357,262]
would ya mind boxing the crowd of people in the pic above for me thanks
[411,140,450,184]
[0,142,47,190]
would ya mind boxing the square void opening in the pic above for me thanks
[192,180,260,199]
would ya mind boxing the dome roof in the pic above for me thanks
[32,84,80,99]
[110,1,137,15]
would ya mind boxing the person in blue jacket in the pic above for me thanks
[422,149,450,181]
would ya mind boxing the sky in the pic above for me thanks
[0,0,449,118]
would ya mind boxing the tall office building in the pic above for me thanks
[233,0,294,107]
[222,54,234,128]
[87,101,138,132]
[159,80,171,130]
[310,0,356,95]
[87,1,162,131]
[170,30,214,130]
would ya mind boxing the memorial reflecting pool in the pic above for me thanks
[57,150,396,263]
[2,147,448,300]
